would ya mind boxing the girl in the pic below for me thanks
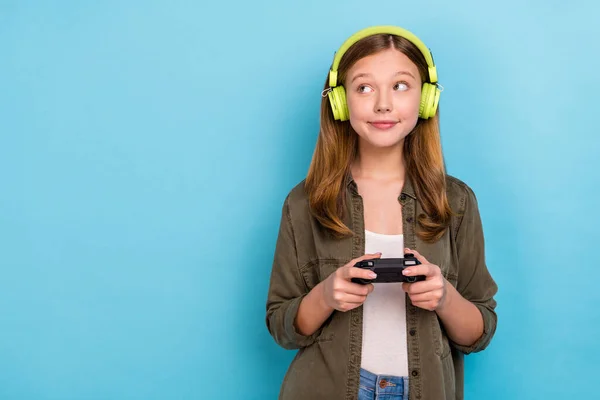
[266,25,498,400]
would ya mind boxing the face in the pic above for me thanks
[345,48,422,149]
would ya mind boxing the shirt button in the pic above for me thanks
[400,194,407,200]
[409,329,416,336]
[406,216,413,223]
[412,370,419,377]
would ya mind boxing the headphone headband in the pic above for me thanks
[328,25,438,88]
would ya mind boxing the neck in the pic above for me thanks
[351,138,406,182]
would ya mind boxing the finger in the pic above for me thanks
[411,301,436,311]
[405,248,429,264]
[401,264,435,278]
[338,290,372,310]
[343,280,374,296]
[335,292,368,304]
[354,253,383,263]
[342,254,381,280]
[407,292,437,303]
[340,302,364,312]
[402,280,440,295]
[347,264,378,280]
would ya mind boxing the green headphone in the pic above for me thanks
[325,25,442,121]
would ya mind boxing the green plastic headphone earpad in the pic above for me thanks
[338,86,348,121]
[327,89,339,120]
[425,84,440,119]
[432,88,440,119]
[327,90,338,120]
[419,84,429,119]
[328,86,348,121]
[420,83,438,119]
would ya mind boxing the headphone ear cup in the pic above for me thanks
[431,87,440,118]
[419,83,432,119]
[419,83,440,119]
[328,86,349,121]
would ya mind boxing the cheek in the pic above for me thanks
[347,96,369,122]
[399,92,422,116]
[348,118,367,140]
[348,115,362,137]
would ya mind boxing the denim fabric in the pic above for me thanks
[358,368,409,400]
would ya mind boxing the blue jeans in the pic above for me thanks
[358,368,409,400]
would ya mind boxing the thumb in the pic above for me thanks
[342,252,381,279]
[405,248,428,264]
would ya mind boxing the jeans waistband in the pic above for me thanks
[359,368,409,398]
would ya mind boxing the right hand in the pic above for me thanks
[321,253,381,312]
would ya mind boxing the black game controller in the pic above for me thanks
[351,253,426,284]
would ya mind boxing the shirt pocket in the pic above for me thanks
[417,230,458,284]
[299,258,345,290]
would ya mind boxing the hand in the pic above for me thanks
[321,253,381,312]
[401,248,448,311]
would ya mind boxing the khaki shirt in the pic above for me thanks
[266,175,498,400]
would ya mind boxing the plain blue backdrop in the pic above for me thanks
[1,0,599,399]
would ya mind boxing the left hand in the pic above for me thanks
[401,248,448,312]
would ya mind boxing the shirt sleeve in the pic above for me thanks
[265,195,321,350]
[451,184,499,354]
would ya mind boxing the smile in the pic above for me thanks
[369,121,398,130]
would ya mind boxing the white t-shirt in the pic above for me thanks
[360,229,408,377]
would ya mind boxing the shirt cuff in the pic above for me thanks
[451,303,497,354]
[282,295,321,349]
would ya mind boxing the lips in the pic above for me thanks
[369,121,398,130]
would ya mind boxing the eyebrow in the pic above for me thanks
[350,71,416,83]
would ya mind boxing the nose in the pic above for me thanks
[374,91,392,113]
[376,104,392,113]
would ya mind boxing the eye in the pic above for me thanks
[357,85,374,93]
[394,82,409,91]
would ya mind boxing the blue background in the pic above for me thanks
[1,0,599,398]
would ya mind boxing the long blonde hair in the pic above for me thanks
[305,34,453,243]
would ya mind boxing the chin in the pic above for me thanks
[354,123,412,148]
[360,131,408,149]
[363,137,405,149]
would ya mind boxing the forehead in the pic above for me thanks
[346,48,419,79]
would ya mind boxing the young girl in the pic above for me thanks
[266,25,498,400]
